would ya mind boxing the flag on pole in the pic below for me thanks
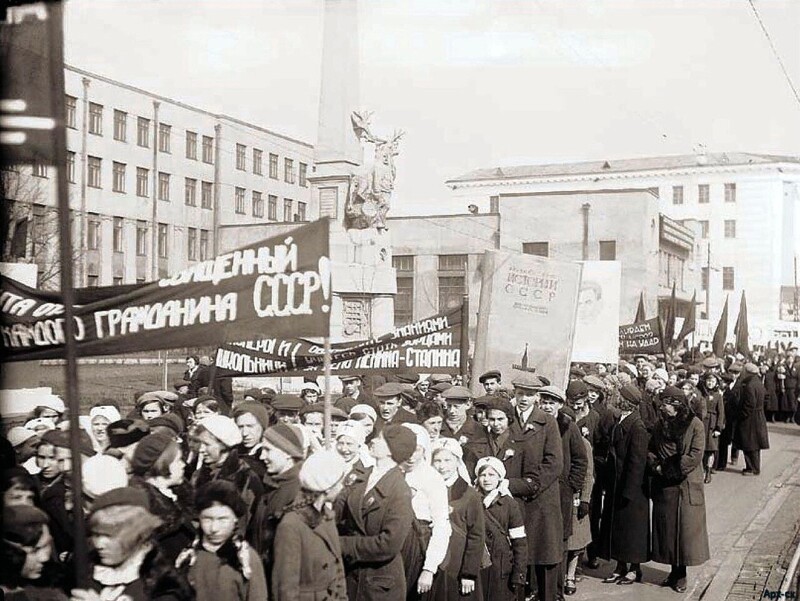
[634,291,646,324]
[712,296,729,357]
[734,291,750,357]
[676,290,697,344]
[662,281,677,353]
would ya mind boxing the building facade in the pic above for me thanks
[447,153,800,330]
[1,65,314,288]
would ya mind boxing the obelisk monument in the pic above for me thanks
[309,0,396,342]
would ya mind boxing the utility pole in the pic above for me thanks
[705,242,711,320]
[794,254,799,322]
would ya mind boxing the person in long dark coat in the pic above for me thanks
[733,364,770,475]
[335,425,416,601]
[647,388,710,593]
[785,355,799,423]
[598,384,650,586]
[763,362,780,422]
[716,371,742,470]
[700,373,725,483]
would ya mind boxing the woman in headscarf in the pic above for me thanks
[335,419,375,474]
[400,423,452,600]
[648,386,710,594]
[474,457,527,601]
[431,438,485,601]
[88,404,122,453]
[700,372,725,483]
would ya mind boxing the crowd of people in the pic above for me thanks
[1,346,796,601]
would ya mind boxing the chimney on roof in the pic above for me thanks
[694,144,708,165]
[602,161,611,170]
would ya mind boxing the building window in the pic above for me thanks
[235,187,245,214]
[32,162,47,178]
[137,117,150,147]
[236,144,246,170]
[200,229,210,260]
[658,250,686,291]
[299,162,308,187]
[268,195,277,220]
[202,135,213,163]
[393,255,414,326]
[724,219,736,238]
[112,276,123,286]
[599,240,616,260]
[187,227,197,261]
[698,184,709,204]
[284,158,295,183]
[201,181,212,209]
[725,183,736,203]
[158,172,170,201]
[185,131,197,160]
[66,151,76,183]
[112,162,126,193]
[522,242,549,257]
[672,186,684,205]
[88,102,103,135]
[438,254,467,313]
[113,109,127,142]
[87,213,100,250]
[185,178,197,206]
[87,275,99,287]
[701,266,708,291]
[136,220,147,256]
[297,201,307,221]
[252,191,264,217]
[87,156,102,188]
[283,198,293,221]
[253,149,263,175]
[269,153,278,179]
[158,123,171,153]
[699,220,709,239]
[113,217,124,253]
[157,223,168,258]
[723,267,735,290]
[136,167,149,197]
[65,95,77,129]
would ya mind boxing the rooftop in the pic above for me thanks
[447,152,800,184]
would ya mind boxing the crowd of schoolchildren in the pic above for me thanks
[1,346,795,601]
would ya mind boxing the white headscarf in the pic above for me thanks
[89,405,122,424]
[475,456,512,508]
[432,437,471,484]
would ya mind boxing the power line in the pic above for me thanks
[746,0,800,108]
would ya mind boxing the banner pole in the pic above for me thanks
[49,1,89,588]
[460,294,470,383]
[323,336,332,449]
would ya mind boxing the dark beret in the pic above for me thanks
[91,486,150,513]
[619,384,642,405]
[107,419,150,448]
[661,386,686,405]
[485,397,515,421]
[3,505,49,546]
[146,413,184,435]
[382,425,417,464]
[566,380,589,400]
[41,428,95,457]
[271,394,304,412]
[130,433,174,476]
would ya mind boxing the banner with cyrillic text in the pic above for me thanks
[1,219,331,361]
[619,317,664,355]
[214,308,462,377]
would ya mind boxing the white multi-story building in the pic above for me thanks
[447,153,800,330]
[2,64,314,288]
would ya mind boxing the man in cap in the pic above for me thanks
[271,394,303,425]
[479,370,503,395]
[733,363,769,476]
[440,386,483,445]
[337,375,372,410]
[335,424,416,601]
[373,383,417,434]
[233,402,271,477]
[428,382,452,408]
[509,373,545,437]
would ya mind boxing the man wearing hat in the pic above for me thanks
[233,402,271,477]
[440,386,483,445]
[428,382,452,407]
[372,383,417,434]
[334,424,416,601]
[271,394,303,425]
[509,373,545,437]
[337,375,373,411]
[733,363,769,476]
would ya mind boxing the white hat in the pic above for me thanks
[299,449,348,492]
[36,395,65,414]
[199,415,242,448]
[6,426,39,448]
[335,420,366,447]
[89,406,122,424]
[475,456,507,480]
[300,382,321,395]
[23,418,55,433]
[349,404,377,423]
[82,455,128,499]
[653,368,669,383]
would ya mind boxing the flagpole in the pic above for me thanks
[49,1,89,587]
[323,336,332,448]
[460,294,470,383]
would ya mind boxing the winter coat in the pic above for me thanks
[648,413,710,566]
[131,478,196,563]
[764,369,780,412]
[556,412,588,541]
[638,393,660,433]
[272,504,348,601]
[470,407,563,565]
[191,449,265,524]
[39,476,73,558]
[181,539,268,601]
[567,437,594,552]
[335,465,414,601]
[734,374,770,451]
[785,361,799,403]
[598,412,651,564]
[480,494,527,601]
[703,390,725,453]
[87,546,193,601]
[441,419,485,447]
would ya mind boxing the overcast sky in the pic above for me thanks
[64,0,800,215]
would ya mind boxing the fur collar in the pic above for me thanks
[660,406,694,442]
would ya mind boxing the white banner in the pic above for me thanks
[571,261,621,364]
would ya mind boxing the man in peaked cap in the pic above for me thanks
[478,369,503,394]
[439,386,483,445]
[337,375,374,410]
[271,394,303,425]
[372,382,417,434]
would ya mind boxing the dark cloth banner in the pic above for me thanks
[619,317,664,355]
[1,220,331,361]
[213,308,462,377]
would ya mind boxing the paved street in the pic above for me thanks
[571,423,800,601]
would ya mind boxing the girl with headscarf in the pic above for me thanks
[431,438,485,601]
[88,404,122,453]
[400,423,452,600]
[335,419,375,473]
[700,372,725,483]
[473,457,527,601]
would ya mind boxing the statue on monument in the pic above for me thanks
[345,111,404,232]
